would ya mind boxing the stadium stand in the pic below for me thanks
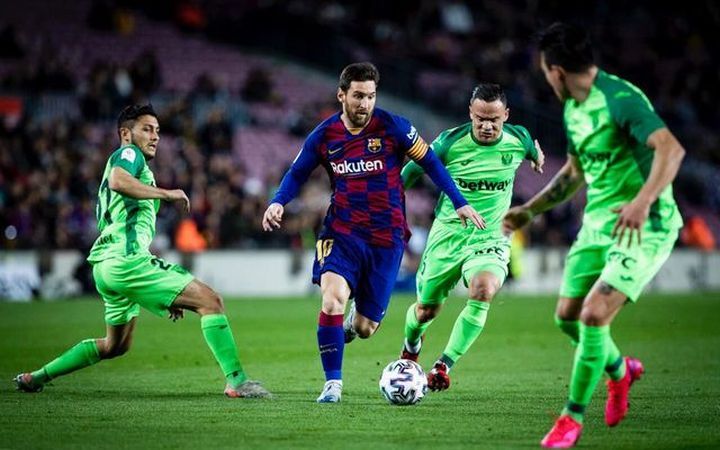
[1,0,718,254]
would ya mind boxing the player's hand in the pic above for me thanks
[531,139,545,174]
[165,189,190,213]
[503,206,534,235]
[262,203,284,231]
[455,205,485,229]
[168,307,184,322]
[611,198,650,248]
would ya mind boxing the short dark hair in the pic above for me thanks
[537,22,595,72]
[338,62,380,91]
[470,83,507,106]
[117,104,158,132]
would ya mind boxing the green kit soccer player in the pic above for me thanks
[503,23,686,448]
[400,84,544,390]
[14,104,270,399]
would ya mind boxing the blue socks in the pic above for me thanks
[317,312,344,381]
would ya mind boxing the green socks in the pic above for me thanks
[442,300,490,364]
[404,302,434,347]
[201,314,247,387]
[33,338,101,383]
[563,324,610,423]
[555,316,580,346]
[555,315,626,381]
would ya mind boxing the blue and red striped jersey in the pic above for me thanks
[272,107,466,247]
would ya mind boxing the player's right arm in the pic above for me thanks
[503,154,585,232]
[109,168,188,211]
[262,137,321,231]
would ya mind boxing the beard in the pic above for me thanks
[349,112,370,128]
[343,102,372,128]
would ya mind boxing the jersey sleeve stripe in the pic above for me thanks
[406,140,429,160]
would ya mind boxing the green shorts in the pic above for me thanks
[416,222,509,305]
[560,226,678,302]
[92,253,194,325]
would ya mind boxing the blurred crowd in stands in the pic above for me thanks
[0,0,718,255]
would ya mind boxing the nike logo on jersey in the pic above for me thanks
[328,146,343,155]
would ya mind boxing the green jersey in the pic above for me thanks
[402,122,537,234]
[88,145,160,263]
[564,70,682,233]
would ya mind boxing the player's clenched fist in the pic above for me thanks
[502,206,533,235]
[262,203,284,231]
[165,189,190,213]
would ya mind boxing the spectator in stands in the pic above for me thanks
[241,67,275,103]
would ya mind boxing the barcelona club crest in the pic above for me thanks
[367,138,382,153]
[501,153,513,165]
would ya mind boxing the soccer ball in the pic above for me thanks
[379,359,428,406]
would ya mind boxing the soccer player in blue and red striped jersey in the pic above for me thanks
[262,62,484,403]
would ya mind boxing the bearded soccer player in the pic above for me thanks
[400,83,544,391]
[15,104,270,399]
[262,62,484,403]
[503,23,685,448]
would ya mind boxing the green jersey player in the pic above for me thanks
[14,104,270,399]
[502,24,686,448]
[400,84,545,391]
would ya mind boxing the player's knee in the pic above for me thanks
[199,291,224,315]
[355,321,378,339]
[469,280,496,302]
[579,306,604,326]
[416,304,440,322]
[320,290,346,314]
[99,339,130,359]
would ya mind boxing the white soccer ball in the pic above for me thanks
[379,359,428,406]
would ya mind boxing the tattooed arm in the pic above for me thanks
[503,155,585,232]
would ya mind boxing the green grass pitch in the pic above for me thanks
[1,293,719,449]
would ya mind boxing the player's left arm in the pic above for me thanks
[608,91,686,246]
[394,117,484,229]
[401,129,451,188]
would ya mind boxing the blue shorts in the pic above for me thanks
[312,232,405,323]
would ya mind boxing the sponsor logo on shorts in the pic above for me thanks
[607,251,637,269]
[331,159,384,175]
[457,178,511,191]
[473,246,505,257]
